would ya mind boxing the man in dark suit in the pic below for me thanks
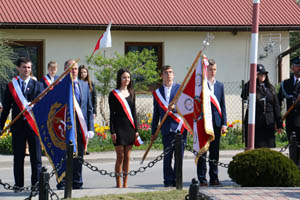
[278,56,300,145]
[151,65,187,187]
[63,59,94,189]
[0,57,43,190]
[197,59,227,186]
[40,61,59,89]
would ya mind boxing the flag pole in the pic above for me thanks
[140,34,213,164]
[0,58,80,136]
[247,0,261,150]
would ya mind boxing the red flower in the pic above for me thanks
[228,124,233,128]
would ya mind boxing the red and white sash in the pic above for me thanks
[210,92,222,118]
[43,75,52,87]
[112,89,135,129]
[8,77,39,136]
[74,95,87,147]
[153,89,187,133]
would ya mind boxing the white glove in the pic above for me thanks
[87,131,94,139]
[25,102,34,112]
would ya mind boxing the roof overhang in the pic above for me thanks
[0,23,299,32]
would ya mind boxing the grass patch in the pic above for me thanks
[71,189,188,200]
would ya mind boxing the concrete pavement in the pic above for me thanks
[1,148,299,200]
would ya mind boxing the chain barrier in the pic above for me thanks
[49,154,67,178]
[185,144,229,168]
[48,185,60,200]
[279,143,290,153]
[0,178,36,194]
[24,182,39,200]
[80,139,177,177]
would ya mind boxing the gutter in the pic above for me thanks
[0,23,300,32]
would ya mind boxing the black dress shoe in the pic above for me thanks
[164,183,170,187]
[85,151,90,155]
[72,185,83,189]
[56,182,65,190]
[56,186,64,190]
[209,180,221,186]
[200,182,208,186]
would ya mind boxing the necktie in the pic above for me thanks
[21,81,26,95]
[260,83,266,93]
[74,81,81,104]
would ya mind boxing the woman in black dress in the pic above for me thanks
[79,65,97,155]
[241,64,282,148]
[109,68,138,188]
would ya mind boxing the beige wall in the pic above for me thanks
[1,29,290,123]
[1,29,290,84]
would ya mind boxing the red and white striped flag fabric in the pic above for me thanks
[176,55,214,157]
[134,136,144,146]
[92,22,112,55]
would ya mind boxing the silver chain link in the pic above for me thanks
[185,144,229,168]
[80,139,177,177]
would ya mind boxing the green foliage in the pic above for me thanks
[228,148,300,187]
[290,31,300,59]
[0,132,12,154]
[89,49,159,95]
[0,36,16,96]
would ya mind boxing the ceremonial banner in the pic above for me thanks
[176,55,214,157]
[32,73,76,182]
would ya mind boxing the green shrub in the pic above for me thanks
[228,148,300,187]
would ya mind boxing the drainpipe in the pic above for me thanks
[277,42,300,82]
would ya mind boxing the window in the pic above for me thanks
[10,41,44,80]
[125,42,163,72]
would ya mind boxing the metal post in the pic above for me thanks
[289,132,299,165]
[39,166,49,200]
[175,133,183,190]
[241,80,245,143]
[188,178,200,200]
[64,141,74,199]
[247,0,261,150]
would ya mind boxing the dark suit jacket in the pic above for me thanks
[40,74,59,89]
[278,77,300,127]
[0,78,43,132]
[211,81,227,129]
[77,79,94,132]
[151,83,182,135]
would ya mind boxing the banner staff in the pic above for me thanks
[140,34,214,164]
[0,58,80,136]
[247,0,261,149]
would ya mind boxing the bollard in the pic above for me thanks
[39,166,49,200]
[289,132,299,165]
[188,178,200,200]
[175,132,183,190]
[64,141,74,199]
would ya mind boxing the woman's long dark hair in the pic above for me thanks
[79,65,93,92]
[256,73,274,91]
[116,68,135,98]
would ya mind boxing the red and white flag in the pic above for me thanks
[92,22,112,55]
[176,55,214,158]
[134,136,144,146]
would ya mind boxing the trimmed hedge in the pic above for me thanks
[228,148,300,187]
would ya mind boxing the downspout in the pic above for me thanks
[277,42,300,82]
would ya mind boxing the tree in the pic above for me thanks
[290,31,300,59]
[89,49,159,125]
[0,35,16,100]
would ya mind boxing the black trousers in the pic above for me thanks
[12,125,42,187]
[72,123,85,188]
[197,126,221,184]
